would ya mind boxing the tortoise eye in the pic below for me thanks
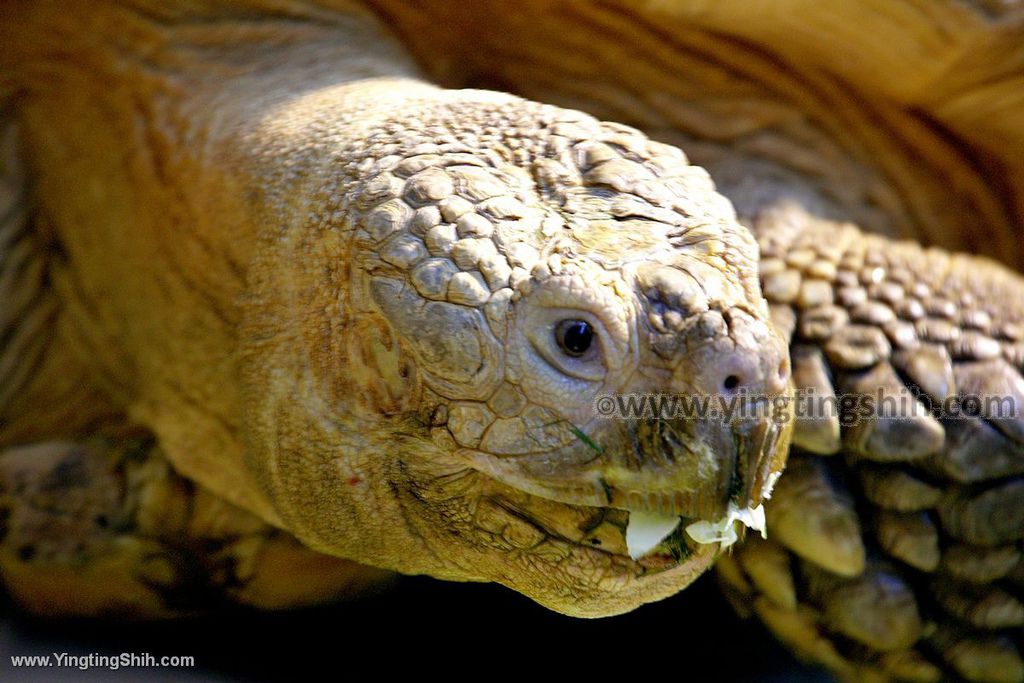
[556,319,594,357]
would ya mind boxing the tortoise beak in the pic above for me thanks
[734,414,793,509]
[600,408,792,521]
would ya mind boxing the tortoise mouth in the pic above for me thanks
[454,417,788,575]
[455,416,787,553]
[466,472,723,576]
[460,415,785,499]
[477,482,724,617]
[397,414,789,610]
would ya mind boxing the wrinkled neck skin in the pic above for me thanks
[7,2,428,526]
[8,3,797,615]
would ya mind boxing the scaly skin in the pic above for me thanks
[0,436,391,616]
[0,1,791,618]
[1,1,1023,679]
[719,205,1024,682]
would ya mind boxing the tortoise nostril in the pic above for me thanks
[778,357,791,381]
[723,374,741,392]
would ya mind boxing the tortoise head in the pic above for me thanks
[242,88,792,616]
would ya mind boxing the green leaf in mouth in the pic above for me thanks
[568,424,604,455]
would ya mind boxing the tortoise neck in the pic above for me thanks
[3,1,423,523]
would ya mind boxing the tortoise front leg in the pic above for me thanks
[0,436,392,617]
[719,203,1024,682]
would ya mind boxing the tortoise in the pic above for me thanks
[2,0,1023,680]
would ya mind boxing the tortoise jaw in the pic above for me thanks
[464,476,720,574]
[455,414,789,513]
[454,415,790,563]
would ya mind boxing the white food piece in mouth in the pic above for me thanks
[684,502,767,549]
[762,470,783,500]
[625,511,683,560]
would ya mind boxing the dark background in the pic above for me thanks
[0,573,830,682]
